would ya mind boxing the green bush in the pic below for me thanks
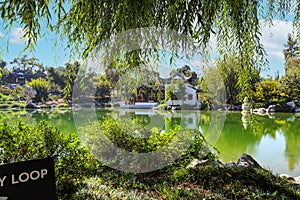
[27,78,51,102]
[0,103,10,109]
[10,102,26,109]
[0,93,5,101]
[0,121,100,199]
[80,117,209,172]
[0,87,12,96]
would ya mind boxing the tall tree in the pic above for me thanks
[47,66,67,92]
[217,56,260,103]
[63,61,81,103]
[0,60,7,81]
[1,1,300,70]
[283,33,299,62]
[9,55,45,76]
[95,77,111,103]
[175,65,198,85]
[217,58,239,104]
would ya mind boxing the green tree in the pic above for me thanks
[176,65,198,85]
[283,33,300,75]
[279,33,300,103]
[95,77,111,103]
[27,78,50,102]
[285,57,300,77]
[0,60,7,83]
[279,73,300,102]
[1,1,299,70]
[63,61,81,103]
[198,67,226,109]
[165,80,175,103]
[283,33,299,62]
[217,56,260,104]
[47,66,67,94]
[254,78,281,105]
[10,55,45,76]
[217,58,239,104]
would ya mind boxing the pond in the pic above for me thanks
[1,108,299,176]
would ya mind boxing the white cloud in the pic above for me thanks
[0,31,4,38]
[260,20,293,62]
[10,28,29,44]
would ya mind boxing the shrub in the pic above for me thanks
[0,104,9,109]
[0,121,100,199]
[27,78,51,102]
[10,102,26,109]
[80,117,210,173]
[0,87,12,96]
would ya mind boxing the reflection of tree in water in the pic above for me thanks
[114,111,166,132]
[131,115,152,126]
[280,115,300,171]
[213,113,263,162]
[29,110,77,133]
[249,114,281,138]
[198,112,295,163]
[0,110,28,124]
[165,117,181,132]
[199,112,300,169]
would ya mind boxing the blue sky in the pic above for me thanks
[0,18,295,78]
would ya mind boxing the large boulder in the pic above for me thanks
[236,153,262,168]
[187,153,262,170]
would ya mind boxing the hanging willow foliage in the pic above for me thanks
[0,0,299,66]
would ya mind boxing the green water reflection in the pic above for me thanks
[0,109,299,176]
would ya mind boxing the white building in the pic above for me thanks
[164,73,201,109]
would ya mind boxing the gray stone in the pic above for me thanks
[279,174,300,185]
[212,160,225,167]
[236,153,262,168]
[186,159,209,169]
[280,174,295,182]
[186,158,225,169]
[225,162,237,168]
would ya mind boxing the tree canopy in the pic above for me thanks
[1,0,299,68]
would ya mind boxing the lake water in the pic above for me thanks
[1,109,300,176]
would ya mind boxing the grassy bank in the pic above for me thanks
[0,121,299,199]
[74,166,300,199]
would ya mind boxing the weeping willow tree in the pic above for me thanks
[1,0,300,99]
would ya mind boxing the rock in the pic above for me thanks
[212,160,225,167]
[294,176,300,184]
[186,159,224,169]
[186,159,209,169]
[280,174,295,182]
[236,153,262,168]
[279,174,300,185]
[225,162,237,168]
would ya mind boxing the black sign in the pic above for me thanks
[0,158,57,200]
